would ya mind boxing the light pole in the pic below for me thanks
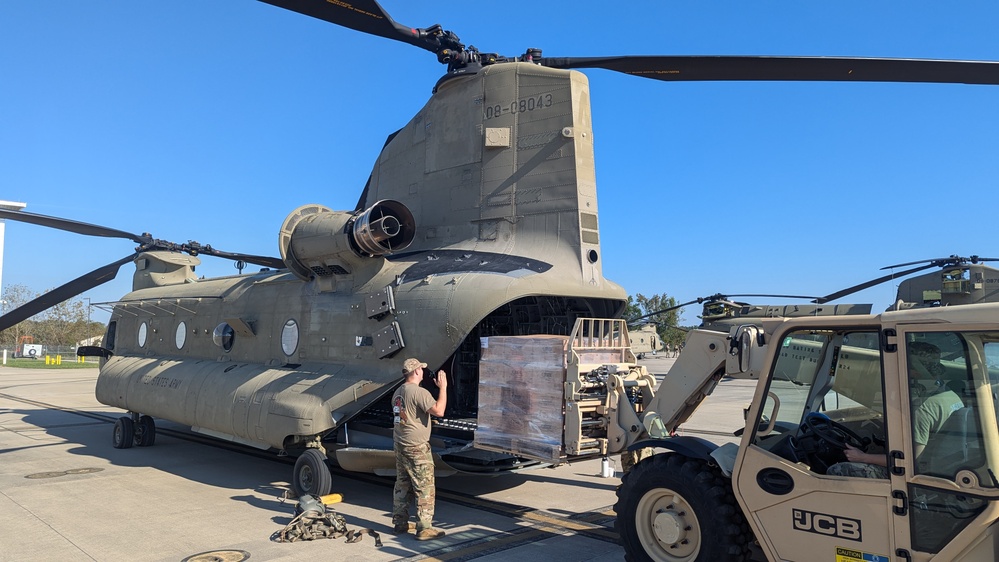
[1,299,6,363]
[83,297,92,343]
[0,200,27,299]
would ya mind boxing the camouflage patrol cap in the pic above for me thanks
[402,357,427,375]
[908,341,944,377]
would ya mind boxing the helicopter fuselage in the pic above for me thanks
[94,62,627,472]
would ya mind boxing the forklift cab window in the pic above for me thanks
[904,331,999,554]
[752,329,886,475]
[906,332,992,485]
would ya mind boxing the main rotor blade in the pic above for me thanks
[258,0,440,53]
[0,209,151,244]
[198,247,285,270]
[0,253,138,332]
[881,256,957,269]
[882,255,999,269]
[723,293,820,300]
[634,298,704,321]
[812,263,937,304]
[540,56,999,85]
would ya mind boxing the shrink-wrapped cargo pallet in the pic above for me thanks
[474,335,568,463]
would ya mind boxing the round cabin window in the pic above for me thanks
[281,319,299,356]
[175,321,187,349]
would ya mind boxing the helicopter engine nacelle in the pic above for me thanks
[279,200,416,281]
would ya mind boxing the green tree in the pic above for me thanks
[0,285,101,350]
[0,284,37,349]
[35,297,89,347]
[626,293,685,347]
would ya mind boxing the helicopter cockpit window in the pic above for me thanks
[105,321,116,351]
[138,322,148,348]
[281,319,299,356]
[212,322,235,352]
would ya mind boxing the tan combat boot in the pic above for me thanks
[415,528,445,541]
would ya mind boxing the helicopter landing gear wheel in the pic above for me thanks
[112,417,134,449]
[134,415,156,447]
[615,453,751,562]
[291,449,332,497]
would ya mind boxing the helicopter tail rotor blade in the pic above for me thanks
[540,56,999,85]
[0,253,138,332]
[0,209,152,244]
[812,263,937,304]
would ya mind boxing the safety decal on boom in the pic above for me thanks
[834,546,888,562]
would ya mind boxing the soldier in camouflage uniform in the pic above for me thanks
[827,341,962,479]
[391,358,448,540]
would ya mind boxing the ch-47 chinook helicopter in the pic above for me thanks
[628,322,664,360]
[638,255,999,333]
[3,0,999,498]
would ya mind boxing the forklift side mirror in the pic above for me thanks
[727,325,761,374]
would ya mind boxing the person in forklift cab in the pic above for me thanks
[826,341,964,479]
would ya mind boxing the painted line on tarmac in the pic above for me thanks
[406,510,617,562]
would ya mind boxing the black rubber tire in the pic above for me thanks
[112,417,134,449]
[615,453,751,562]
[135,415,156,447]
[291,449,332,497]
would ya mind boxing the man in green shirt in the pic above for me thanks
[828,341,963,478]
[391,357,448,540]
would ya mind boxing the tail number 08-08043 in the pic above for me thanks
[484,93,554,120]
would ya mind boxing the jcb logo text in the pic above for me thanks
[792,509,862,542]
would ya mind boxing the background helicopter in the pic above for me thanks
[638,254,999,334]
[626,322,664,359]
[3,2,999,497]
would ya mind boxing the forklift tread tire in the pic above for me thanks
[615,453,751,562]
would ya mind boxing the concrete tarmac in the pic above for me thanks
[0,356,754,562]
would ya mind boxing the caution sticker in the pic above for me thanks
[835,547,888,562]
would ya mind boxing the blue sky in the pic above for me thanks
[2,1,998,324]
